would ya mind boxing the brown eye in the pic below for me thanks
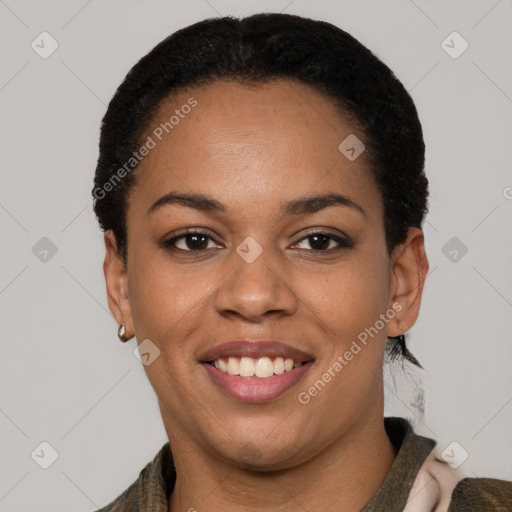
[163,230,221,252]
[294,232,353,252]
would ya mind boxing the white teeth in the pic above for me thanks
[273,357,285,374]
[239,357,255,377]
[227,357,240,375]
[284,358,294,372]
[255,357,274,378]
[218,358,228,372]
[211,356,305,378]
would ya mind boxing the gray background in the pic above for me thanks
[0,0,511,510]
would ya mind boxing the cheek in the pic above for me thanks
[297,260,391,421]
[127,245,211,348]
[309,255,390,342]
[127,259,210,404]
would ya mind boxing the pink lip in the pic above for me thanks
[199,340,314,363]
[198,340,315,403]
[202,360,314,403]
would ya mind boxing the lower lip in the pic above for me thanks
[202,361,314,403]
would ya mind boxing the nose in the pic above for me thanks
[213,244,299,323]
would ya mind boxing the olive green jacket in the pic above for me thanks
[95,417,512,511]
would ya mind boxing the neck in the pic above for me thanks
[167,413,396,512]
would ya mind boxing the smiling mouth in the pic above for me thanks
[199,340,315,402]
[206,356,312,378]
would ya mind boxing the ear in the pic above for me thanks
[103,230,134,340]
[387,227,429,337]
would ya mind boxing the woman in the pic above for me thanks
[91,13,512,511]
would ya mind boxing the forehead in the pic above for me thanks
[129,79,382,222]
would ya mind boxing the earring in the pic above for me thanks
[118,323,128,342]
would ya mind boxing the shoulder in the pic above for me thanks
[93,441,174,512]
[448,477,512,510]
[94,479,139,512]
[400,422,512,512]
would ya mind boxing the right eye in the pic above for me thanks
[162,230,223,252]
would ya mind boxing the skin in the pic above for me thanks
[103,79,429,511]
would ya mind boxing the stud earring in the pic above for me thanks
[118,323,128,342]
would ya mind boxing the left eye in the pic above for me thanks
[293,233,352,251]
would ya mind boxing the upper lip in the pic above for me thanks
[199,340,314,363]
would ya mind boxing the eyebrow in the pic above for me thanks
[147,191,366,218]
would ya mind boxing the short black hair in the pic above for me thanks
[92,13,428,367]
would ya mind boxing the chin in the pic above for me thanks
[215,434,310,472]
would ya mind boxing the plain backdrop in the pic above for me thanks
[0,0,511,510]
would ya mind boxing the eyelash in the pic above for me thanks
[161,229,353,254]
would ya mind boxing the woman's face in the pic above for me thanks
[106,79,424,469]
